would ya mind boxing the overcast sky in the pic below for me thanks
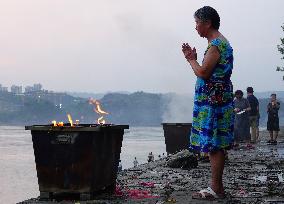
[0,0,283,94]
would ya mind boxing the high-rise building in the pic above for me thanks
[0,84,8,92]
[24,84,43,93]
[11,85,23,94]
[24,86,33,93]
[33,83,42,91]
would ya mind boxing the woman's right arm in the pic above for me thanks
[188,46,220,80]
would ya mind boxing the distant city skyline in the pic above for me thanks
[0,83,42,93]
[0,1,283,94]
[0,81,283,101]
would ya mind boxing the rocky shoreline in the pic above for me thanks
[19,130,284,204]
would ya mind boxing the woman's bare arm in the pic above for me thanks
[188,46,220,80]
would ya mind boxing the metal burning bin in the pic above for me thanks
[162,123,192,154]
[25,124,129,200]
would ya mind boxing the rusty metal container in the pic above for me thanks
[25,124,129,200]
[162,123,192,154]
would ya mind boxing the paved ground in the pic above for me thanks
[19,131,284,204]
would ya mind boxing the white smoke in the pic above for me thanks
[162,93,194,123]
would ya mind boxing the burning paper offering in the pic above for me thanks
[51,114,77,127]
[67,114,73,126]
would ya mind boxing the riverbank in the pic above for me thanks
[19,130,284,204]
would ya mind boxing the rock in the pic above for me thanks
[166,150,198,170]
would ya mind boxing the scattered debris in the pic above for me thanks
[19,131,284,203]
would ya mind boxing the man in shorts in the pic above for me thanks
[246,87,259,143]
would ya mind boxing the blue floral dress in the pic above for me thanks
[190,38,234,153]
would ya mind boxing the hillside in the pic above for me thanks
[0,91,282,127]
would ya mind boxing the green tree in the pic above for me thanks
[277,24,284,79]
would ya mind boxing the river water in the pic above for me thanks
[0,126,166,204]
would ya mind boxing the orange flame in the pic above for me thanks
[67,114,73,126]
[95,101,109,115]
[97,116,106,124]
[52,120,57,126]
[89,99,109,115]
[89,98,109,124]
[58,122,64,127]
[75,120,79,125]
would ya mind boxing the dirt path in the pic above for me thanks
[19,131,284,204]
[114,131,284,204]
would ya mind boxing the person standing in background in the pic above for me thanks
[267,93,280,144]
[147,152,154,162]
[133,157,139,167]
[118,160,122,172]
[234,90,251,146]
[246,87,259,143]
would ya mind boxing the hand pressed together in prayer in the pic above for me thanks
[182,43,197,62]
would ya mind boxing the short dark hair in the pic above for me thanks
[271,93,276,97]
[247,87,254,93]
[194,6,220,30]
[235,90,243,97]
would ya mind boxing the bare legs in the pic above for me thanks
[256,127,259,141]
[273,131,279,141]
[209,150,225,195]
[192,150,225,199]
[249,116,258,143]
[269,131,273,141]
[269,131,279,143]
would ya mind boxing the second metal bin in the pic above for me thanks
[162,123,192,154]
